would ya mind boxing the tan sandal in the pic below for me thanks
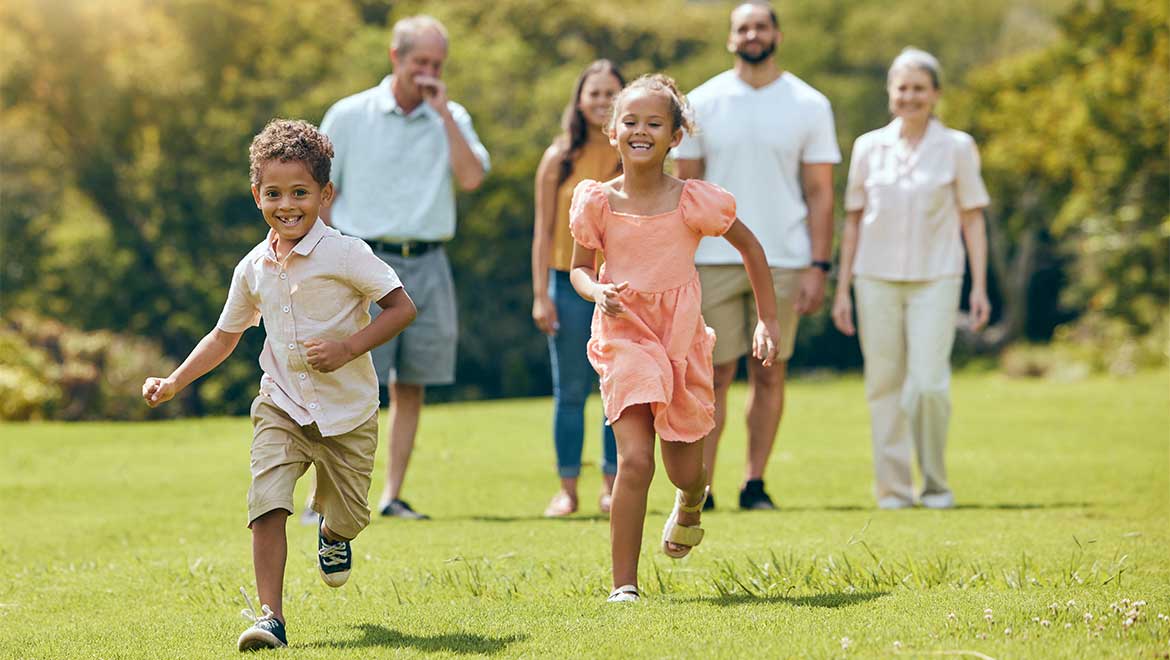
[662,486,708,558]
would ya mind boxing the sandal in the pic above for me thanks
[543,491,577,517]
[662,486,709,559]
[598,492,613,515]
[607,584,640,602]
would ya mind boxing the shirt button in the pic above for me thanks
[282,305,290,313]
[279,272,287,280]
[288,343,295,350]
[299,373,306,380]
[308,402,318,410]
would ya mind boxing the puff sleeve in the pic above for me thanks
[680,180,737,237]
[568,179,606,250]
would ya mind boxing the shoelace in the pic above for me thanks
[239,587,276,625]
[318,540,349,567]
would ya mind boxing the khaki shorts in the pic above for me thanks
[699,265,801,365]
[247,396,378,539]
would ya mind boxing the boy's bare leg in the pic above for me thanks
[703,361,738,489]
[380,382,424,506]
[660,438,707,554]
[609,404,656,588]
[251,509,289,622]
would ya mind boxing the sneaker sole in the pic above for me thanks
[319,568,350,588]
[237,630,286,651]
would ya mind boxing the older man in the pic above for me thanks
[675,1,839,510]
[321,15,490,520]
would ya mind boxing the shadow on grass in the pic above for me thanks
[307,624,526,654]
[689,590,889,608]
[951,502,1090,510]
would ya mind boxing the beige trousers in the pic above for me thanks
[854,276,962,505]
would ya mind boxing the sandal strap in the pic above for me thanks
[610,584,639,597]
[676,486,710,513]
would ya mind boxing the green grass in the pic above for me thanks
[2,369,1168,659]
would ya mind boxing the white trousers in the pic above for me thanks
[854,276,961,505]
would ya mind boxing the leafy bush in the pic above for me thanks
[0,312,180,421]
[999,311,1169,380]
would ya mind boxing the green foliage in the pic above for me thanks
[951,0,1169,342]
[0,312,178,420]
[9,0,1163,414]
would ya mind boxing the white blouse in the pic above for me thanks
[844,118,989,281]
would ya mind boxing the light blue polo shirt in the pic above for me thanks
[320,75,491,242]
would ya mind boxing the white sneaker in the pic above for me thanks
[877,496,914,510]
[921,492,955,509]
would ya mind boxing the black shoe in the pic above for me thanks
[739,479,775,510]
[237,591,287,651]
[702,493,715,511]
[318,517,351,587]
[380,498,430,520]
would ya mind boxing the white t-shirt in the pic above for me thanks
[674,70,841,267]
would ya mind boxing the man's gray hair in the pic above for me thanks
[391,15,449,55]
[888,47,942,89]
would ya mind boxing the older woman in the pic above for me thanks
[832,48,991,510]
[531,60,625,516]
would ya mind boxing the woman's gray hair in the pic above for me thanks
[888,47,941,89]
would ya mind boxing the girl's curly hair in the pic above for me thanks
[249,119,334,187]
[608,73,696,135]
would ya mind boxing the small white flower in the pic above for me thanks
[1134,600,1147,607]
[1048,602,1060,611]
[1004,628,1012,636]
[1124,617,1135,628]
[1064,623,1072,629]
[1084,612,1093,622]
[984,608,994,615]
[1031,617,1040,623]
[1041,620,1051,627]
[984,613,994,622]
[947,612,957,621]
[840,637,852,650]
[893,641,902,650]
[1067,599,1076,607]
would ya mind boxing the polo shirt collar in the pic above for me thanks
[262,218,329,262]
[378,75,436,120]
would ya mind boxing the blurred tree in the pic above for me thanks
[949,0,1169,346]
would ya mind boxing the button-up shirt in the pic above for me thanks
[844,118,990,281]
[217,219,402,436]
[321,75,491,242]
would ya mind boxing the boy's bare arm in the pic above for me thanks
[142,328,244,407]
[304,287,417,373]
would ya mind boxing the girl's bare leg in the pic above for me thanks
[609,404,656,588]
[660,439,707,554]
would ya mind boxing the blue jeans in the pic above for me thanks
[548,270,617,478]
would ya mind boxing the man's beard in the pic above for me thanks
[736,40,775,65]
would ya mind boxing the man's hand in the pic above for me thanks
[415,75,448,112]
[142,377,177,408]
[305,339,355,373]
[795,267,828,315]
[594,281,629,317]
[968,287,991,332]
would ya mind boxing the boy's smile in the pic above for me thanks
[252,159,333,254]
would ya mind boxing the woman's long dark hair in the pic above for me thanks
[557,60,625,188]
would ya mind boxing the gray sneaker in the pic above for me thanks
[380,499,430,520]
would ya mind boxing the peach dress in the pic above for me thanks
[569,178,736,442]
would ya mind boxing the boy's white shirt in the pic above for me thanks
[217,219,402,436]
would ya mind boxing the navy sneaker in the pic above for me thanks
[317,518,351,588]
[379,498,430,520]
[237,590,287,651]
[702,493,715,512]
[738,479,776,510]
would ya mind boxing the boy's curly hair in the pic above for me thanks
[249,119,334,187]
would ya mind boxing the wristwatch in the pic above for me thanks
[810,260,832,273]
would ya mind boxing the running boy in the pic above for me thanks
[142,119,416,651]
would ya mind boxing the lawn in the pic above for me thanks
[2,369,1168,659]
